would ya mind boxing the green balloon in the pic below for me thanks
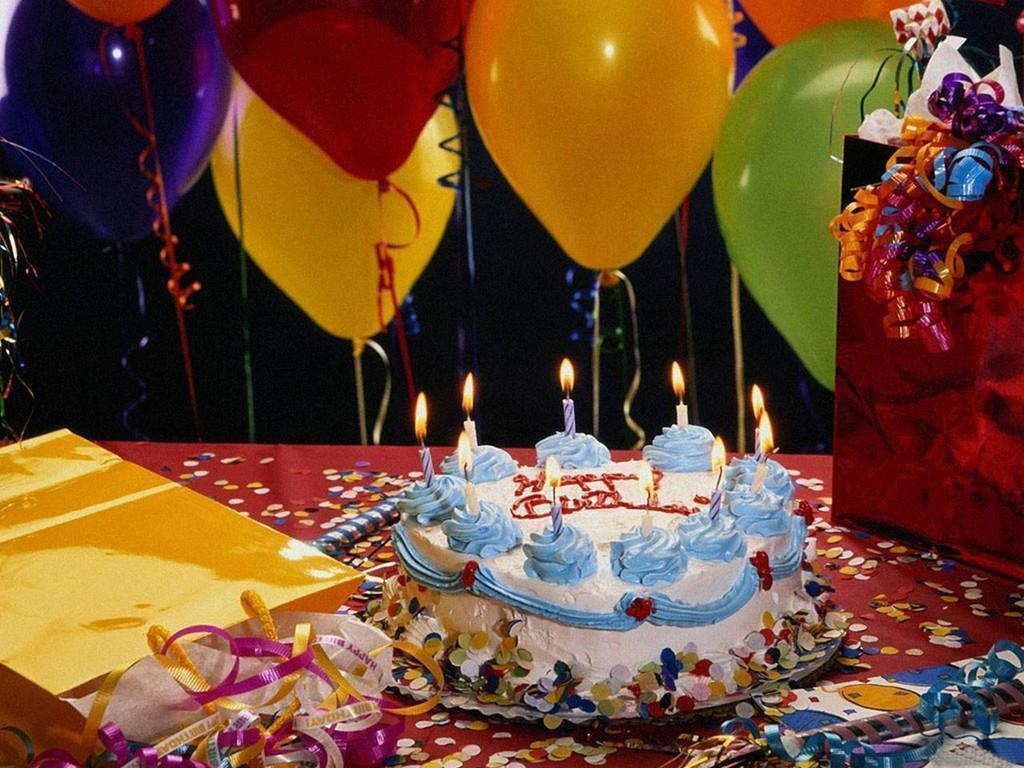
[713,20,898,390]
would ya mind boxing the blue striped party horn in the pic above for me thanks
[314,499,400,556]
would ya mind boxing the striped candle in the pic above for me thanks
[551,494,564,536]
[418,445,435,485]
[545,455,564,536]
[562,397,576,438]
[708,488,723,520]
[559,358,576,438]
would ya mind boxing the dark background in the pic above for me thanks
[2,4,846,453]
[3,123,836,453]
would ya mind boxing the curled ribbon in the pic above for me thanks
[97,25,201,437]
[10,592,446,768]
[831,72,1024,352]
[720,640,1024,768]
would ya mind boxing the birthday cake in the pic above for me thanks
[370,423,845,722]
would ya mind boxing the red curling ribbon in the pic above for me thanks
[375,178,419,406]
[98,24,201,437]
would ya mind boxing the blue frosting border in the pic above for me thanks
[392,518,807,631]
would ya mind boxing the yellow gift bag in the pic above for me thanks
[0,430,361,758]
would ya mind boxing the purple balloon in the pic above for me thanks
[0,0,231,241]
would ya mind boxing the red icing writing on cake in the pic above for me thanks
[509,470,700,519]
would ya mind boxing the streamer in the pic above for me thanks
[98,24,201,437]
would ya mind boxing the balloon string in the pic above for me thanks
[439,26,481,383]
[113,240,150,439]
[591,271,602,438]
[674,200,699,424]
[98,24,201,438]
[352,339,368,446]
[231,101,257,442]
[375,179,418,407]
[364,338,391,445]
[613,269,645,450]
[730,264,747,452]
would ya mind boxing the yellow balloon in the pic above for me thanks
[465,0,733,271]
[211,86,458,341]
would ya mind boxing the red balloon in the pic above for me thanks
[210,1,468,180]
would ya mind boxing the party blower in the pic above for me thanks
[678,642,1024,767]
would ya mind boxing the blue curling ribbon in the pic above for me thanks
[566,267,596,344]
[729,640,1024,768]
[929,143,1002,202]
[400,294,421,338]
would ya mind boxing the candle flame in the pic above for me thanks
[414,392,428,443]
[671,361,685,401]
[544,455,562,489]
[711,436,726,474]
[559,358,575,396]
[462,373,475,415]
[751,384,765,420]
[457,431,472,476]
[758,411,774,456]
[638,460,654,498]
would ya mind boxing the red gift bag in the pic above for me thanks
[834,138,1024,580]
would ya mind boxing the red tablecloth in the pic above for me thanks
[103,442,1024,767]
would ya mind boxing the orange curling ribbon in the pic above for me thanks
[98,24,201,437]
[830,187,881,282]
[829,81,1024,352]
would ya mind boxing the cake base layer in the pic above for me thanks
[369,564,849,722]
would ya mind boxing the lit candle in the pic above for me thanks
[458,430,479,514]
[750,411,774,493]
[544,455,564,536]
[751,384,764,457]
[638,460,655,536]
[462,373,479,451]
[560,358,576,438]
[708,436,726,520]
[414,392,435,486]
[672,361,688,428]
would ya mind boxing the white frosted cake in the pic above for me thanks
[370,426,844,722]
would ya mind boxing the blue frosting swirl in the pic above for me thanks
[440,444,518,483]
[391,524,763,630]
[676,512,747,561]
[611,525,686,586]
[642,424,714,472]
[534,432,610,469]
[728,487,790,538]
[397,475,466,526]
[723,456,795,503]
[441,500,522,558]
[523,524,598,584]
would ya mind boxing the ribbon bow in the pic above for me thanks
[831,73,1024,352]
